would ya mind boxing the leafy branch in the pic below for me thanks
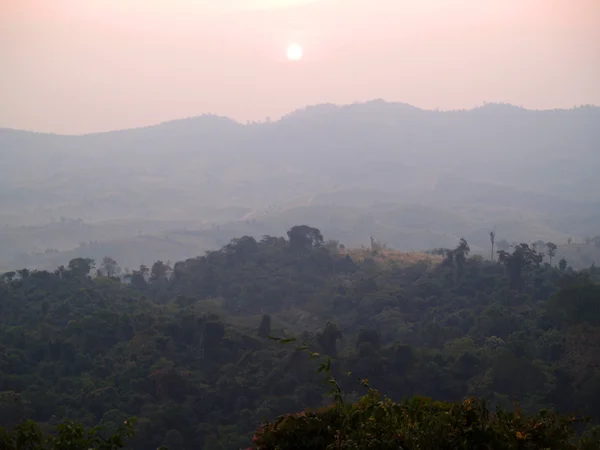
[269,335,349,406]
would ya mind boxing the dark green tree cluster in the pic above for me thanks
[1,418,135,450]
[1,225,600,449]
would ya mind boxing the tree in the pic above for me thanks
[442,248,455,266]
[287,225,324,251]
[1,272,15,283]
[124,264,149,289]
[224,236,259,263]
[0,418,135,450]
[559,258,568,272]
[489,231,496,261]
[258,314,272,338]
[497,243,542,290]
[453,238,470,280]
[550,278,600,326]
[455,238,470,264]
[440,239,470,276]
[317,322,342,357]
[17,268,30,279]
[546,242,558,265]
[0,392,25,429]
[68,258,94,278]
[151,261,171,282]
[5,226,600,449]
[100,256,120,278]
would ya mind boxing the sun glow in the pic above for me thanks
[286,43,303,61]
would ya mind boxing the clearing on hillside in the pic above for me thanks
[340,247,442,267]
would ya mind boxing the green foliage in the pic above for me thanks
[0,418,135,450]
[2,227,600,448]
[256,328,600,449]
[252,394,591,449]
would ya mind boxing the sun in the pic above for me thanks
[287,43,303,61]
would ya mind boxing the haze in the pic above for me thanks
[4,1,600,446]
[1,0,599,134]
[1,0,600,273]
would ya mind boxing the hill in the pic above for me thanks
[2,226,600,448]
[1,101,599,271]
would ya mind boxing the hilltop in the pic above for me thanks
[1,101,599,271]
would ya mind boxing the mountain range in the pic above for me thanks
[1,100,599,271]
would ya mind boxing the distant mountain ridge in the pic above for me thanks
[1,100,599,270]
[2,101,598,136]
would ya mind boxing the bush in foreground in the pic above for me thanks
[252,388,600,450]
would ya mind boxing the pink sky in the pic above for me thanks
[1,0,599,134]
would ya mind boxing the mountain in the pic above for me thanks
[1,101,599,270]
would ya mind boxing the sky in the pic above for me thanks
[1,0,599,134]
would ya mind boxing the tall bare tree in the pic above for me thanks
[546,242,557,265]
[489,231,496,261]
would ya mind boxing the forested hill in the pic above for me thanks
[2,102,600,272]
[2,226,600,449]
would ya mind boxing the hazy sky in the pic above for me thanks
[1,0,599,134]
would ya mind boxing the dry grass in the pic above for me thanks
[340,247,442,267]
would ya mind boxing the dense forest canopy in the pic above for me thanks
[2,225,600,448]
